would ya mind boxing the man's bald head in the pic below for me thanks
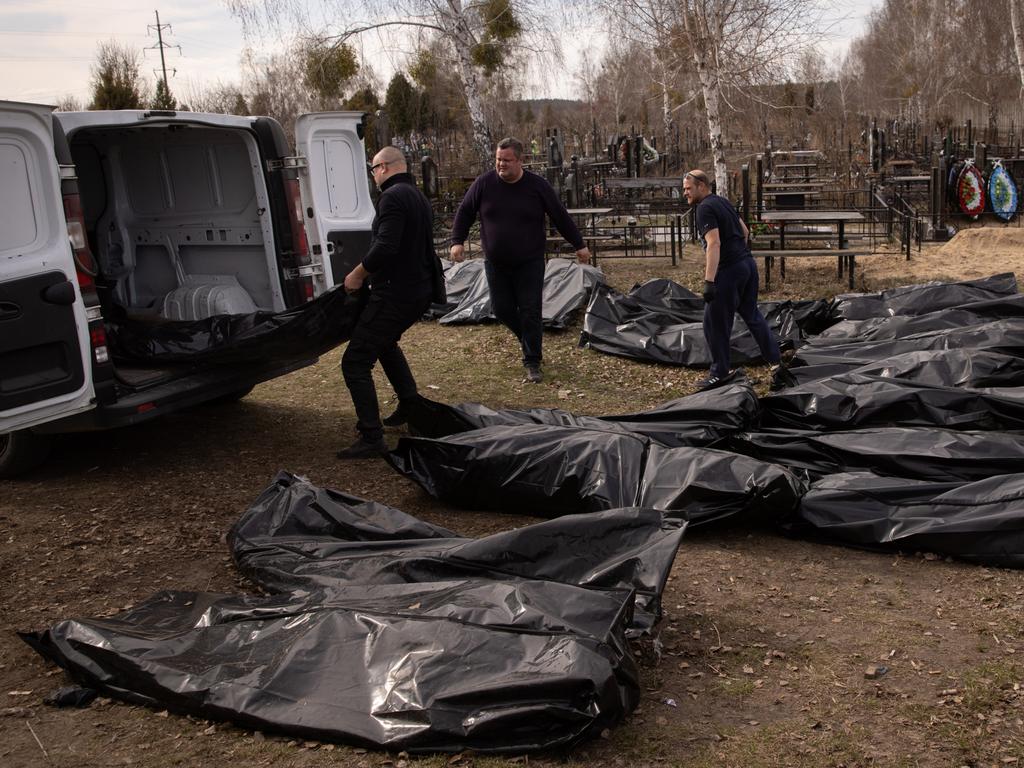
[369,146,407,187]
[375,146,406,168]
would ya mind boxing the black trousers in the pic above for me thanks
[703,257,780,378]
[484,257,546,367]
[342,290,430,441]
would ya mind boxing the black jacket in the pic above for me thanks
[362,172,435,299]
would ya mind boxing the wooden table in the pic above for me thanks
[758,210,865,289]
[567,206,613,233]
[604,177,683,190]
[763,181,826,190]
[567,206,613,218]
[773,150,822,158]
[761,210,864,246]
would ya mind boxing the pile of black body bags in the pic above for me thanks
[395,272,1024,566]
[22,472,684,754]
[22,273,1024,755]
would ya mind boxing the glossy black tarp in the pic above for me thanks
[107,287,366,366]
[229,472,682,631]
[829,273,1019,321]
[402,381,760,448]
[812,293,1024,345]
[434,257,604,329]
[726,427,1024,483]
[578,280,817,367]
[790,471,1024,567]
[760,372,1024,431]
[23,472,685,754]
[388,417,805,528]
[774,349,1024,390]
[778,318,1024,387]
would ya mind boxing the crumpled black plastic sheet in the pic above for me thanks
[623,279,836,336]
[578,280,816,367]
[761,372,1024,431]
[789,471,1024,567]
[228,473,682,630]
[106,286,366,366]
[23,472,685,754]
[813,293,1024,345]
[726,427,1024,483]
[778,318,1024,387]
[776,348,1024,390]
[388,419,805,528]
[434,257,604,329]
[829,273,1019,321]
[402,381,759,448]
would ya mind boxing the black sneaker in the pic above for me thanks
[525,365,543,384]
[335,437,389,459]
[695,369,738,391]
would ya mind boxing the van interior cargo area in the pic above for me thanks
[70,123,285,325]
[66,121,296,391]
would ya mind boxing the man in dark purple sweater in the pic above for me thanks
[450,137,590,383]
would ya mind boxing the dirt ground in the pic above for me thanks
[2,226,1024,768]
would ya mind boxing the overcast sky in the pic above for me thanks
[0,0,880,108]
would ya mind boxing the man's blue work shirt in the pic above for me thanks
[696,194,750,267]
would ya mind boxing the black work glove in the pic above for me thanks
[702,280,717,303]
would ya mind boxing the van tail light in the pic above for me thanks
[283,178,316,304]
[64,185,113,370]
[285,178,309,260]
[88,315,110,365]
[62,190,98,290]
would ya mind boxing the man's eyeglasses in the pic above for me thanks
[368,161,387,174]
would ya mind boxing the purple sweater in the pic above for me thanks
[450,169,584,266]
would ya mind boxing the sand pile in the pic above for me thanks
[857,225,1024,285]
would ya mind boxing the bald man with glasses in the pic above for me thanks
[336,146,439,459]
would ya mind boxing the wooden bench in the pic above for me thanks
[759,248,866,290]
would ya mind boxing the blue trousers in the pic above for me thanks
[703,257,780,378]
[484,258,546,367]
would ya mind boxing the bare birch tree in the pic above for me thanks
[1013,0,1024,95]
[848,0,1019,128]
[599,0,691,153]
[605,0,824,196]
[227,0,542,171]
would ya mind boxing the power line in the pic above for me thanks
[146,10,181,90]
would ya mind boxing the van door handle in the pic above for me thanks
[42,280,77,305]
[0,300,21,321]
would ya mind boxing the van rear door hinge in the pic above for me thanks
[284,264,324,280]
[267,156,308,172]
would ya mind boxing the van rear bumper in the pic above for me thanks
[32,356,317,433]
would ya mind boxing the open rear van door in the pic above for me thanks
[0,101,94,436]
[293,112,375,291]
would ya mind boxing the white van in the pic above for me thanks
[0,102,376,476]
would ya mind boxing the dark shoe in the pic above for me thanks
[524,365,543,384]
[695,369,738,392]
[335,436,389,459]
[382,402,410,427]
